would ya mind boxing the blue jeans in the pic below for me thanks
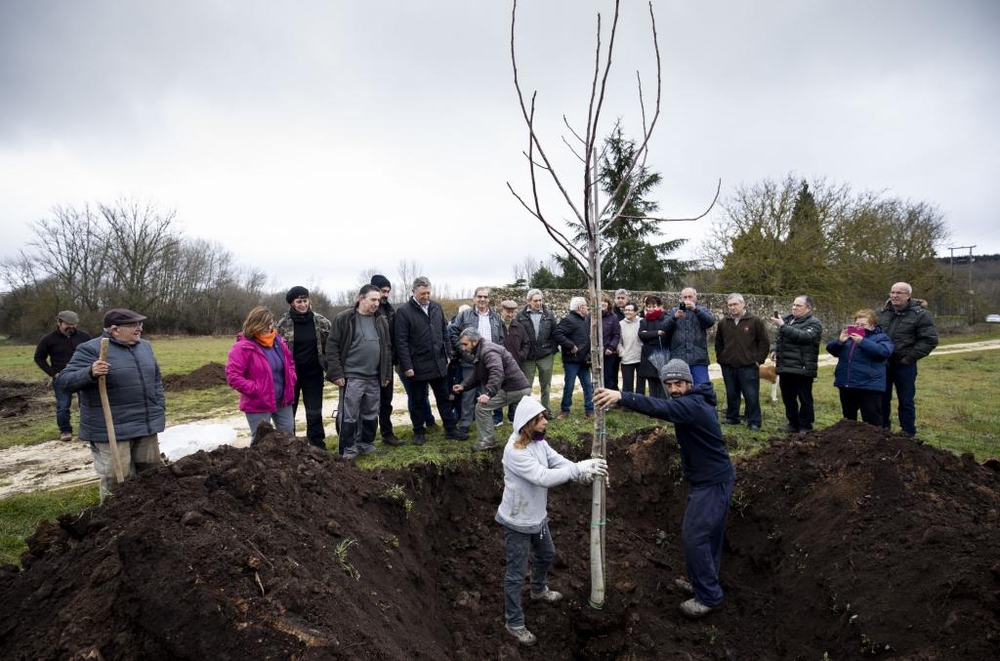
[53,381,74,433]
[245,405,295,439]
[682,479,734,608]
[690,364,710,385]
[721,365,761,426]
[502,522,556,628]
[560,361,594,413]
[882,362,918,436]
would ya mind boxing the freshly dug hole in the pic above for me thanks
[1,420,998,660]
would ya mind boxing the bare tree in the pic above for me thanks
[396,258,424,302]
[510,255,541,285]
[507,0,718,607]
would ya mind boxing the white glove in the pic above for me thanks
[576,458,608,483]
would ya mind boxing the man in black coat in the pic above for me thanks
[517,289,558,419]
[393,276,466,446]
[371,274,404,446]
[876,282,939,437]
[553,296,594,418]
[34,310,92,441]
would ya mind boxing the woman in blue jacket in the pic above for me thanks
[826,309,894,426]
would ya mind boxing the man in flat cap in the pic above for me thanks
[34,310,92,441]
[56,308,165,501]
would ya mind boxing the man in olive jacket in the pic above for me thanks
[453,328,531,451]
[769,295,823,434]
[876,282,939,437]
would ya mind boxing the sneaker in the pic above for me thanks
[412,432,426,446]
[360,446,386,456]
[530,588,563,603]
[747,424,761,431]
[426,421,439,430]
[382,434,404,447]
[446,428,468,441]
[473,441,498,452]
[673,578,694,595]
[494,420,504,428]
[59,432,73,442]
[679,598,717,619]
[505,625,537,646]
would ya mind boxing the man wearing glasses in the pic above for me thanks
[449,286,504,435]
[876,282,939,438]
[34,310,92,441]
[56,308,165,502]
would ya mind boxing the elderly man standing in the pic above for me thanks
[394,276,466,445]
[449,286,504,435]
[56,308,165,502]
[517,289,558,419]
[769,295,823,434]
[276,285,331,449]
[35,310,92,441]
[553,296,595,418]
[453,328,532,451]
[715,293,771,431]
[326,284,393,459]
[663,287,716,385]
[877,282,939,438]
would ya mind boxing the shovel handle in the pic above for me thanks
[98,338,126,484]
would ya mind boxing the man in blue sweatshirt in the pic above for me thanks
[594,358,734,619]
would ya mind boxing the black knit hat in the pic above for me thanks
[285,285,309,304]
[370,274,391,290]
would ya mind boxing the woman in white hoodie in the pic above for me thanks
[494,397,607,646]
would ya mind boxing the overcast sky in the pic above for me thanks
[2,0,997,298]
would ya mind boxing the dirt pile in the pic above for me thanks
[1,421,998,660]
[0,379,48,419]
[161,362,228,391]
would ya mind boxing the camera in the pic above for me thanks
[678,300,687,311]
[772,311,780,319]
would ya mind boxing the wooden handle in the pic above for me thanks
[98,338,126,484]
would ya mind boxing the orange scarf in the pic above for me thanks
[255,329,277,348]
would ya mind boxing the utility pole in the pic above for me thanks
[947,245,976,323]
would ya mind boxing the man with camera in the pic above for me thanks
[662,288,716,384]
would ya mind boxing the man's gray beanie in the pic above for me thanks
[660,358,693,384]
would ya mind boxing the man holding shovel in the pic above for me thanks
[56,308,165,502]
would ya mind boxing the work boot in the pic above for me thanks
[473,440,498,452]
[60,432,73,442]
[557,411,570,420]
[412,431,427,446]
[446,427,468,441]
[679,598,717,619]
[778,424,799,434]
[505,625,537,647]
[382,434,404,447]
[673,578,694,595]
[585,410,594,418]
[338,421,358,457]
[530,587,563,603]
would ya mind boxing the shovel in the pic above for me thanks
[98,338,126,484]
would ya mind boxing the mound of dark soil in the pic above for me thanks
[1,421,997,660]
[161,362,227,392]
[0,379,48,419]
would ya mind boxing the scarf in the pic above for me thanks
[644,308,664,321]
[255,329,277,348]
[289,307,314,324]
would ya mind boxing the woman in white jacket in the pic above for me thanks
[494,397,607,646]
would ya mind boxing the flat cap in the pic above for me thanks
[103,308,147,328]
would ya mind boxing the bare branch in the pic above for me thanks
[620,178,722,222]
[563,115,587,147]
[560,135,586,164]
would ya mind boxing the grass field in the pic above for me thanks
[0,332,997,565]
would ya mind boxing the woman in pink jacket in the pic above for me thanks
[226,306,297,440]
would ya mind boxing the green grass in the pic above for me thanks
[0,484,99,565]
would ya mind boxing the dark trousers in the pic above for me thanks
[408,376,455,433]
[292,371,326,447]
[839,387,883,426]
[778,373,815,431]
[399,368,435,426]
[621,363,644,395]
[644,377,664,399]
[682,479,733,608]
[721,365,761,426]
[502,522,555,628]
[882,362,918,436]
[378,373,395,439]
[603,354,620,390]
